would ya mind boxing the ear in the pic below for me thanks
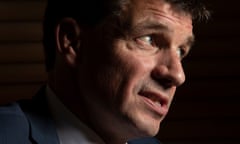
[55,17,81,67]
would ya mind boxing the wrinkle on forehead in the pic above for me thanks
[149,8,192,29]
[131,0,193,29]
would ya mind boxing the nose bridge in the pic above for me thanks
[156,49,185,86]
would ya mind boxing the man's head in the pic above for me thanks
[43,0,209,71]
[44,0,209,143]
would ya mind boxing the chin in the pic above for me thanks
[132,115,161,137]
[142,125,160,137]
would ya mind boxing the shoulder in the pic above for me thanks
[0,102,28,125]
[0,102,30,143]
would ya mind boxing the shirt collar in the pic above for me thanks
[46,85,106,144]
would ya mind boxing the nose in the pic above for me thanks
[151,50,185,88]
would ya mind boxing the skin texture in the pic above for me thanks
[51,0,194,143]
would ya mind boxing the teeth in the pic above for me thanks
[139,91,163,107]
[154,101,162,107]
[146,95,161,106]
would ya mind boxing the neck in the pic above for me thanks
[82,102,144,144]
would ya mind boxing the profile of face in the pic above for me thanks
[72,0,193,140]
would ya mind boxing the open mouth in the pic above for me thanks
[138,90,168,115]
[141,91,162,106]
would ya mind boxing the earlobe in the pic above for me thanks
[55,18,81,67]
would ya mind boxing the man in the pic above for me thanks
[0,0,209,143]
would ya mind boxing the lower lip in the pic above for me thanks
[141,96,168,116]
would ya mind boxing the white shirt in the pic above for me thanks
[46,86,106,144]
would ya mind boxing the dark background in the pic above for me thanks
[158,0,240,143]
[0,0,239,144]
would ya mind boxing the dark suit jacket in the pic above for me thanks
[0,86,161,144]
[0,86,59,144]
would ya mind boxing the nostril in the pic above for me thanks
[151,61,185,87]
[154,78,174,89]
[151,70,176,89]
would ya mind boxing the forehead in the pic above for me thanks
[124,0,193,29]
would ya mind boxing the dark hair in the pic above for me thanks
[166,0,210,22]
[43,0,210,71]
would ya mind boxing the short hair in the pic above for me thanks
[43,0,210,71]
[166,0,210,22]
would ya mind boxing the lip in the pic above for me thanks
[138,90,169,116]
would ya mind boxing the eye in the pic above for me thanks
[136,35,155,46]
[177,46,188,59]
[138,36,153,45]
[135,35,159,51]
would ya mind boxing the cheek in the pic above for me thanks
[111,50,155,111]
[94,51,146,110]
[81,38,155,109]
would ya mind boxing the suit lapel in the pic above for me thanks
[0,103,31,144]
[20,86,60,144]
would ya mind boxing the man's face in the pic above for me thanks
[77,0,193,139]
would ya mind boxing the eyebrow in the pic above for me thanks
[131,20,170,35]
